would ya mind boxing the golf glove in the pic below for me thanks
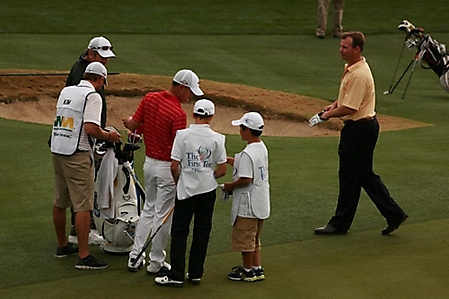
[309,111,327,127]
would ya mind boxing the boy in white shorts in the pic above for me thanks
[222,112,270,282]
[155,99,227,287]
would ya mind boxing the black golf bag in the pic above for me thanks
[93,131,145,253]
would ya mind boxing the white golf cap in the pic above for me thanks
[231,112,265,131]
[85,62,108,84]
[173,69,204,96]
[88,36,116,58]
[193,98,215,116]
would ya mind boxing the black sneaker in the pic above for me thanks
[55,243,78,258]
[75,255,108,270]
[253,267,265,281]
[227,266,257,282]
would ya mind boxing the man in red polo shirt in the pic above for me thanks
[123,69,204,274]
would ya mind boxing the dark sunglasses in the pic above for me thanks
[93,46,113,51]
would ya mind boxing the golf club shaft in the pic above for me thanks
[131,205,175,266]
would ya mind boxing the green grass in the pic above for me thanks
[1,0,449,35]
[2,1,449,298]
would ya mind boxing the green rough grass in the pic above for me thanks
[2,1,449,298]
[1,0,449,35]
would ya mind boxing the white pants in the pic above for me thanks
[129,157,175,268]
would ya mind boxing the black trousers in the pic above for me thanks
[328,118,406,231]
[168,190,216,281]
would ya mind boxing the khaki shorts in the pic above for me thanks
[231,216,264,252]
[52,152,94,212]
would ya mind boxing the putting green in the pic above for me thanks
[3,218,449,299]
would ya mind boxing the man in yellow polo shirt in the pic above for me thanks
[310,31,408,235]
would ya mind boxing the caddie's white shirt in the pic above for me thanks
[231,141,270,224]
[171,124,227,200]
[79,81,102,151]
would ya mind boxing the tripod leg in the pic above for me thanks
[388,39,407,93]
[389,59,415,95]
[402,58,419,99]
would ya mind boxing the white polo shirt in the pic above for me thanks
[79,81,102,151]
[171,124,227,200]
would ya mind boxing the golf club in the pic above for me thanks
[130,205,175,267]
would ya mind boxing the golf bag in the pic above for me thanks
[416,35,449,93]
[397,20,449,94]
[93,131,145,253]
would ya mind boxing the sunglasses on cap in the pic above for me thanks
[92,46,113,51]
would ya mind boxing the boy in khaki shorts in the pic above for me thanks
[222,112,270,282]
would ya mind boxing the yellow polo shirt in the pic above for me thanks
[337,57,376,121]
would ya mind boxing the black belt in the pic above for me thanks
[75,149,89,153]
[344,116,376,124]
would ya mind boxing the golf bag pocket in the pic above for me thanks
[101,209,137,248]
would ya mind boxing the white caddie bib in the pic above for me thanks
[231,142,270,224]
[51,85,95,155]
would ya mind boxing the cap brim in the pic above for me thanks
[190,86,204,96]
[97,49,116,58]
[231,119,243,126]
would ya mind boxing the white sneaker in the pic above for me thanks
[88,230,105,245]
[154,275,184,287]
[127,253,146,272]
[68,235,78,244]
[147,261,171,275]
[67,230,104,245]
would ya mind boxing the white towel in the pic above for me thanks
[95,149,118,218]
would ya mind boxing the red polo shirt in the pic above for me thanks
[132,91,187,161]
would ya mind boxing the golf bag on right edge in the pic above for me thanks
[416,35,449,93]
[93,129,145,253]
[399,20,449,93]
